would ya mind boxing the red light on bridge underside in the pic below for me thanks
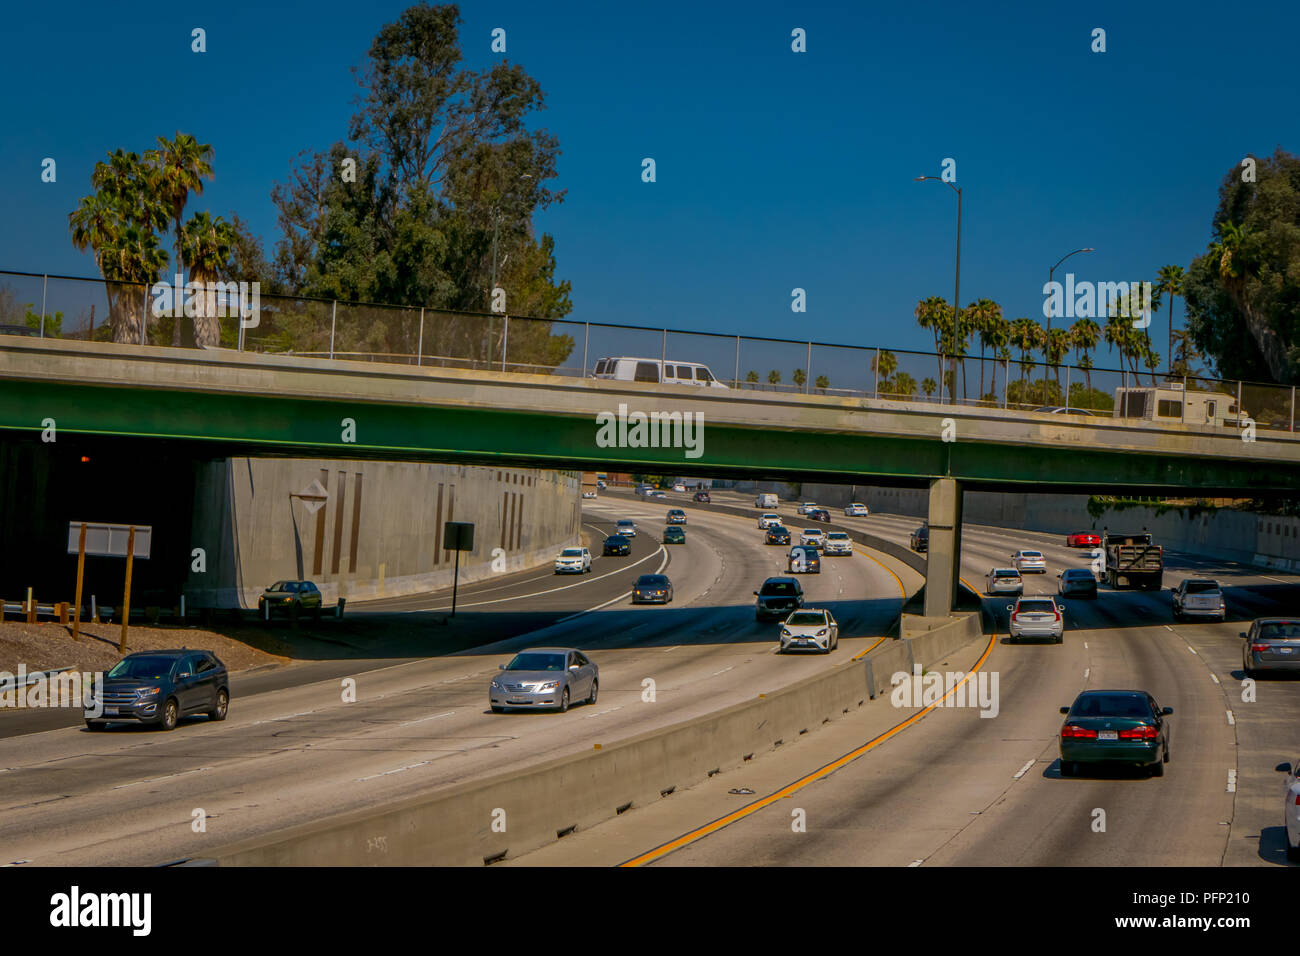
[79,456,90,462]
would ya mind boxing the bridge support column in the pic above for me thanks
[923,477,964,617]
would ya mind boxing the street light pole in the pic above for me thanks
[915,176,962,404]
[1045,247,1094,405]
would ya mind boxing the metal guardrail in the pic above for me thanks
[2,268,1295,435]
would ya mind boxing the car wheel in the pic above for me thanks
[1060,760,1075,777]
[587,679,598,705]
[159,698,179,731]
[1286,841,1300,863]
[491,705,504,714]
[1244,665,1256,679]
[558,688,570,713]
[1150,759,1164,777]
[208,688,229,721]
[1055,633,1064,644]
[85,721,106,732]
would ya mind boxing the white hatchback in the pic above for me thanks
[800,528,826,547]
[798,502,819,515]
[844,503,868,517]
[758,513,781,529]
[779,608,839,654]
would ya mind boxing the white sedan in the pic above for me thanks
[779,608,839,654]
[581,490,597,499]
[1283,756,1300,861]
[1012,549,1047,573]
[822,531,853,555]
[800,528,826,547]
[797,502,819,515]
[554,547,592,574]
[757,513,781,529]
[844,503,868,517]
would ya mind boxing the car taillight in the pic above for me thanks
[1053,609,1062,621]
[1061,724,1097,739]
[1294,793,1300,806]
[1251,644,1269,653]
[1119,725,1158,740]
[1010,612,1019,621]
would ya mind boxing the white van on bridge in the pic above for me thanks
[591,357,729,389]
[1113,384,1244,427]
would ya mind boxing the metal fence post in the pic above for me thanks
[661,329,667,370]
[1182,375,1187,424]
[140,283,147,345]
[1291,385,1296,433]
[873,347,880,398]
[1236,379,1244,426]
[1002,359,1009,409]
[39,274,47,338]
[329,300,337,360]
[734,336,740,388]
[502,315,509,372]
[582,321,589,377]
[1064,364,1071,412]
[416,307,424,366]
[804,342,811,394]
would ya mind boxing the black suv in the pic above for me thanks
[87,650,229,732]
[910,526,929,552]
[754,577,805,620]
[603,534,631,556]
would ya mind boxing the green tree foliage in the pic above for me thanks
[1183,149,1300,385]
[270,3,572,370]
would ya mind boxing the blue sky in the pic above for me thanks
[2,0,1296,358]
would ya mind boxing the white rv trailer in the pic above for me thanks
[1112,383,1244,427]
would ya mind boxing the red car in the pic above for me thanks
[808,508,831,522]
[1066,532,1101,548]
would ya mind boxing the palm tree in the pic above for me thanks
[745,370,759,386]
[180,211,236,347]
[969,298,1003,400]
[1154,264,1185,376]
[154,133,216,345]
[814,374,829,393]
[1069,318,1100,394]
[1008,317,1042,393]
[1045,327,1071,394]
[914,296,950,396]
[792,368,807,391]
[767,369,782,389]
[980,312,1010,402]
[872,349,898,396]
[921,377,937,401]
[893,371,917,399]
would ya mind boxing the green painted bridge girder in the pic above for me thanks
[0,377,1294,496]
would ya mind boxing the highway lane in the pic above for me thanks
[514,489,1299,867]
[0,492,917,865]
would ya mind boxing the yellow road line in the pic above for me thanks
[620,629,998,867]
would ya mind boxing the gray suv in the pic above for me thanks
[86,650,229,731]
[755,577,805,621]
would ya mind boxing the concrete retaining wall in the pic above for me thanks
[213,612,987,866]
[186,459,582,607]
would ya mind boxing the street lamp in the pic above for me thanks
[1044,247,1094,403]
[914,176,962,404]
[490,173,533,306]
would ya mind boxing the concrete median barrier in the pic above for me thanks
[211,610,986,867]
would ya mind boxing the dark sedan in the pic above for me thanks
[910,526,929,552]
[1057,568,1098,599]
[632,573,674,604]
[787,545,821,574]
[258,580,323,617]
[1058,690,1172,777]
[807,508,831,522]
[765,525,791,546]
[1242,618,1300,677]
[602,534,631,556]
[663,525,686,545]
[86,650,229,732]
[693,491,711,503]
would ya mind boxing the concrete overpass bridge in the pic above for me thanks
[3,336,1297,614]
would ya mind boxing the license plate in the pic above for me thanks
[1098,730,1117,741]
[104,706,119,716]
[1281,647,1295,654]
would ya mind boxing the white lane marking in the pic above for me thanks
[908,860,923,867]
[112,767,212,790]
[1210,673,1221,684]
[1226,769,1237,793]
[406,545,666,613]
[250,709,320,726]
[582,706,623,719]
[399,711,455,727]
[1013,759,1036,780]
[1164,625,1174,631]
[1226,710,1235,726]
[554,546,670,624]
[662,646,679,653]
[355,759,437,782]
[1083,668,1090,679]
[710,666,734,677]
[440,674,475,684]
[1083,642,1088,649]
[1188,647,1199,655]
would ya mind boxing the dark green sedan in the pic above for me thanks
[663,526,686,545]
[1059,690,1172,777]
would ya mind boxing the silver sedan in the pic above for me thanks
[489,648,598,713]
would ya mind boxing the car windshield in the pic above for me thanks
[827,533,848,540]
[761,581,796,595]
[1018,600,1055,613]
[1184,580,1219,593]
[505,653,566,672]
[787,611,825,625]
[1063,570,1089,579]
[669,510,683,515]
[1259,621,1300,640]
[269,581,297,592]
[1072,694,1153,719]
[618,521,634,527]
[637,575,668,586]
[560,549,583,556]
[1020,551,1042,558]
[108,656,176,680]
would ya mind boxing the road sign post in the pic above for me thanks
[444,522,475,618]
[72,523,87,641]
[67,522,152,653]
[120,526,135,653]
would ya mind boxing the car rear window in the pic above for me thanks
[1072,694,1153,718]
[1018,599,1056,613]
[1184,580,1219,593]
[1259,622,1300,640]
[594,359,608,375]
[827,533,848,540]
[561,549,583,556]
[1020,551,1042,558]
[995,569,1019,577]
[634,361,659,383]
[761,581,797,595]
[637,575,668,586]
